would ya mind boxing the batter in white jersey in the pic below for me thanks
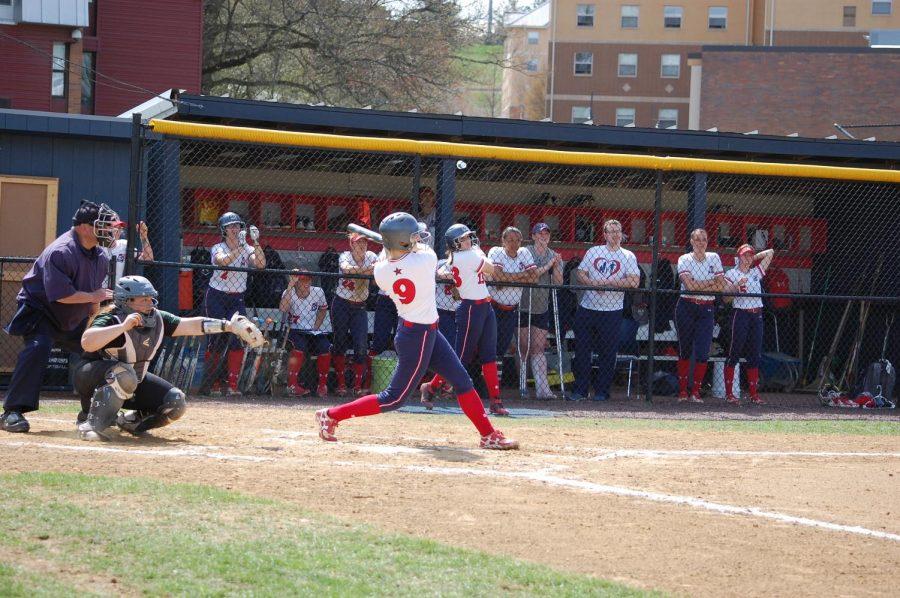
[102,222,153,287]
[374,246,440,324]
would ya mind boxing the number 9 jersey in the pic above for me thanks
[374,246,440,325]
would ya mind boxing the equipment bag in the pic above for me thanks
[858,359,896,407]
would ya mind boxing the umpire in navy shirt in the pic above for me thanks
[1,201,121,433]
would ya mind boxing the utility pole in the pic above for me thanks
[487,0,494,42]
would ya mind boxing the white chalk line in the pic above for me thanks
[0,439,273,463]
[332,460,900,543]
[592,449,900,461]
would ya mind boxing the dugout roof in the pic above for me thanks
[165,93,900,169]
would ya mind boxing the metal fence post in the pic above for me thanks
[644,170,664,402]
[124,113,143,277]
[434,158,457,256]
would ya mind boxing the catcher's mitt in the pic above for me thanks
[229,313,265,348]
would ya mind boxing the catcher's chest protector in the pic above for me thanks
[103,312,165,381]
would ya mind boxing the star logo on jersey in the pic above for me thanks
[394,268,402,275]
[593,257,621,278]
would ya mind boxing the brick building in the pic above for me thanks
[0,0,202,116]
[502,0,900,134]
[695,47,900,140]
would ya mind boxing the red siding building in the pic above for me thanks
[0,0,202,116]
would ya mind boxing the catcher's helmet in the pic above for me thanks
[445,223,478,251]
[379,212,424,251]
[218,212,245,236]
[114,275,159,327]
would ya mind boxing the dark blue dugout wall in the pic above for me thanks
[0,110,132,236]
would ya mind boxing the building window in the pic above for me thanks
[843,5,857,25]
[621,5,639,28]
[526,59,539,72]
[616,108,636,127]
[872,1,892,15]
[658,108,678,128]
[574,52,593,75]
[661,54,680,78]
[577,4,595,27]
[571,106,591,124]
[527,31,539,44]
[81,51,95,113]
[664,6,683,28]
[708,6,727,29]
[51,42,67,98]
[618,53,637,77]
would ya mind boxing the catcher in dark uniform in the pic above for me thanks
[74,275,264,441]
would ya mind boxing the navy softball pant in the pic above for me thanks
[370,294,398,354]
[377,320,474,411]
[330,296,368,363]
[675,299,716,362]
[438,309,456,349]
[287,330,331,355]
[492,304,519,357]
[454,300,497,366]
[726,309,763,368]
[572,306,623,398]
[204,287,246,352]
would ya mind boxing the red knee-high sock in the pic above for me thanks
[747,367,759,397]
[328,394,382,422]
[352,362,365,389]
[288,350,305,387]
[333,354,346,387]
[481,361,501,401]
[316,353,332,385]
[724,365,735,396]
[456,388,494,436]
[693,362,708,395]
[227,349,243,390]
[677,359,690,395]
[428,374,445,392]
[364,351,376,389]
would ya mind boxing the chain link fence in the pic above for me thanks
[3,120,898,408]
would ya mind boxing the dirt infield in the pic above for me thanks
[3,396,898,597]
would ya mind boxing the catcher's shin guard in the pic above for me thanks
[82,363,138,439]
[117,388,186,435]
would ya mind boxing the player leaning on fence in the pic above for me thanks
[723,244,774,405]
[75,276,264,440]
[332,233,378,396]
[204,212,266,396]
[676,228,725,403]
[487,227,536,373]
[569,219,640,402]
[518,223,564,400]
[2,202,117,434]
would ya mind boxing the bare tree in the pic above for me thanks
[204,0,484,110]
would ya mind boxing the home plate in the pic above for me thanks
[398,405,556,417]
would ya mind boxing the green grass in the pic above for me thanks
[0,472,655,597]
[31,402,81,415]
[504,417,900,436]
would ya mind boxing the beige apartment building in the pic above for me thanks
[502,0,900,130]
